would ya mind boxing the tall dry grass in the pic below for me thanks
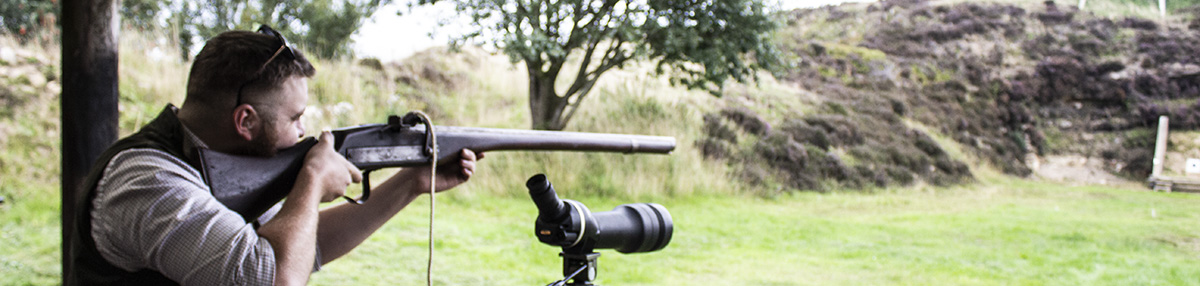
[108,29,764,201]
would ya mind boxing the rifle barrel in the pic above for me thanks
[435,126,676,154]
[336,125,675,169]
[204,123,676,221]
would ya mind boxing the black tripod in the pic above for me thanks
[546,247,602,286]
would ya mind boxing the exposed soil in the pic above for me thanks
[1034,155,1135,187]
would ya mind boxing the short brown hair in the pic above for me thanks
[184,30,316,110]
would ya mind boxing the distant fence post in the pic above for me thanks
[1152,116,1170,178]
[1160,0,1167,19]
[1079,0,1087,10]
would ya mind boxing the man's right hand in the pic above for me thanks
[297,131,363,202]
[262,131,361,285]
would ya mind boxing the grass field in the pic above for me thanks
[317,174,1200,285]
[7,174,1200,285]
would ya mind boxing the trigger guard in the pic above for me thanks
[343,169,373,205]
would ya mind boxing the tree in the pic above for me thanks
[119,0,388,60]
[423,0,780,130]
[294,0,386,58]
[0,0,58,42]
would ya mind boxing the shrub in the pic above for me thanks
[703,113,738,143]
[883,164,916,186]
[1116,148,1153,179]
[721,107,771,135]
[755,133,809,173]
[804,115,864,146]
[912,130,946,156]
[780,119,831,150]
[697,138,733,160]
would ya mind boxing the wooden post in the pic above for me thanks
[1160,0,1167,19]
[61,0,119,279]
[1152,116,1169,179]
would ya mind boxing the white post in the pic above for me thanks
[1078,0,1087,10]
[1160,0,1167,19]
[1152,116,1170,178]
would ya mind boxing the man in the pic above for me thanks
[65,26,479,285]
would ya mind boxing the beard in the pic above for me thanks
[247,128,282,157]
[237,120,284,157]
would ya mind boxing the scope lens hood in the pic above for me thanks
[592,203,673,253]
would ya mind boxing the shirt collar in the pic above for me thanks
[174,107,210,163]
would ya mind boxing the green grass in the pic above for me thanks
[0,33,62,286]
[8,173,1200,285]
[308,176,1200,285]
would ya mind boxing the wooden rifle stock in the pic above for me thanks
[199,119,676,221]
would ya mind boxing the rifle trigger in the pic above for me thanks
[343,169,373,205]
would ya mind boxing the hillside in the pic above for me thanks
[691,0,1200,192]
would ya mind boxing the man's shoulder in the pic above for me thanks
[107,147,199,174]
[97,148,206,192]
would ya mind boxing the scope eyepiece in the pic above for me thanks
[527,174,570,223]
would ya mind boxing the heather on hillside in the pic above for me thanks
[696,0,1200,193]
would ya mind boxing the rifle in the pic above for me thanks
[197,113,676,221]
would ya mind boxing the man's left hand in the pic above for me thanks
[413,149,481,193]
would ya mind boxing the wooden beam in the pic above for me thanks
[60,0,119,280]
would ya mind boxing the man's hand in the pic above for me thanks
[314,148,482,263]
[297,131,363,202]
[409,149,481,193]
[262,131,363,285]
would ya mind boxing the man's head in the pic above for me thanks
[179,25,316,157]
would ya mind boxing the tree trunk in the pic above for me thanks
[529,72,569,130]
[61,0,120,279]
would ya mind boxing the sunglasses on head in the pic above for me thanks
[234,24,296,108]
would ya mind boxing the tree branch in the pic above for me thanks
[559,78,598,128]
[593,35,629,78]
[561,34,632,126]
[563,32,603,98]
[561,0,631,118]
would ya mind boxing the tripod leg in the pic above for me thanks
[560,252,601,286]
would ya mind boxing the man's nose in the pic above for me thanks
[296,121,305,138]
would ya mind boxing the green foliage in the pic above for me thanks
[643,0,782,91]
[294,0,383,58]
[0,34,61,286]
[119,0,387,60]
[424,0,780,130]
[0,0,56,41]
[121,0,169,29]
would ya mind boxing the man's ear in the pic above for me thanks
[232,105,260,141]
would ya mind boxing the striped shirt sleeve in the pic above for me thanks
[92,148,276,285]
